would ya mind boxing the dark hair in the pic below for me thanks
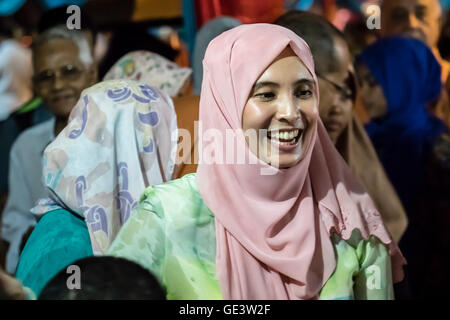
[0,16,18,39]
[38,5,96,36]
[38,256,166,300]
[275,10,348,75]
[97,26,178,79]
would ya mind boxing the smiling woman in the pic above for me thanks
[107,24,406,300]
[242,47,316,168]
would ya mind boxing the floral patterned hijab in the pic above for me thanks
[32,80,178,255]
[103,51,192,97]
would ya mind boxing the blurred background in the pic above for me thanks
[1,0,448,70]
[1,0,450,300]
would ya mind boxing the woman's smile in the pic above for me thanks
[242,47,317,168]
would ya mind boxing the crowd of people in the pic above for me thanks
[0,0,449,300]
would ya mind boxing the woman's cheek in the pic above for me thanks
[242,100,274,131]
[300,98,319,122]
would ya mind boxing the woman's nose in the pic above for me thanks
[329,104,344,115]
[277,96,300,122]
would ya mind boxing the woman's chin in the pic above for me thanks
[269,151,303,169]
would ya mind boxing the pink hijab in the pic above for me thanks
[196,24,405,300]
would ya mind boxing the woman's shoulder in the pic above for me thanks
[140,173,201,206]
[137,173,213,222]
[37,208,87,230]
[26,208,91,257]
[142,173,199,197]
[17,208,93,295]
[26,209,91,253]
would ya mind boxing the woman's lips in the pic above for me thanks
[267,128,303,151]
[325,119,342,132]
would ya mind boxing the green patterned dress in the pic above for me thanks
[108,173,394,300]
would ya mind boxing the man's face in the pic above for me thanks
[33,38,96,119]
[381,0,442,48]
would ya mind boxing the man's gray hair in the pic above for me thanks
[33,25,93,68]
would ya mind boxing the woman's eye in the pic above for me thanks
[255,92,276,101]
[295,90,312,99]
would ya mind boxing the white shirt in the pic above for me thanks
[1,118,55,273]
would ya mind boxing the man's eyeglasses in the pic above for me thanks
[316,72,356,102]
[33,64,84,86]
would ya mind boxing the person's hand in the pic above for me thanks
[0,268,27,300]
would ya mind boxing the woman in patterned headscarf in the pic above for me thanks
[103,50,199,178]
[15,79,178,297]
[103,50,192,98]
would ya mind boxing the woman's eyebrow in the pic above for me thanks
[253,81,279,91]
[294,79,315,86]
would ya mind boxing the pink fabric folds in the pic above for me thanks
[196,24,405,300]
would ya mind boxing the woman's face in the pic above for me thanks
[242,47,317,168]
[318,74,354,144]
[356,62,387,119]
[317,37,355,144]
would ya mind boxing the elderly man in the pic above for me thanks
[1,25,97,274]
[381,0,450,125]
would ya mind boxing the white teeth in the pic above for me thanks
[273,140,293,146]
[271,129,300,145]
[270,129,301,141]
